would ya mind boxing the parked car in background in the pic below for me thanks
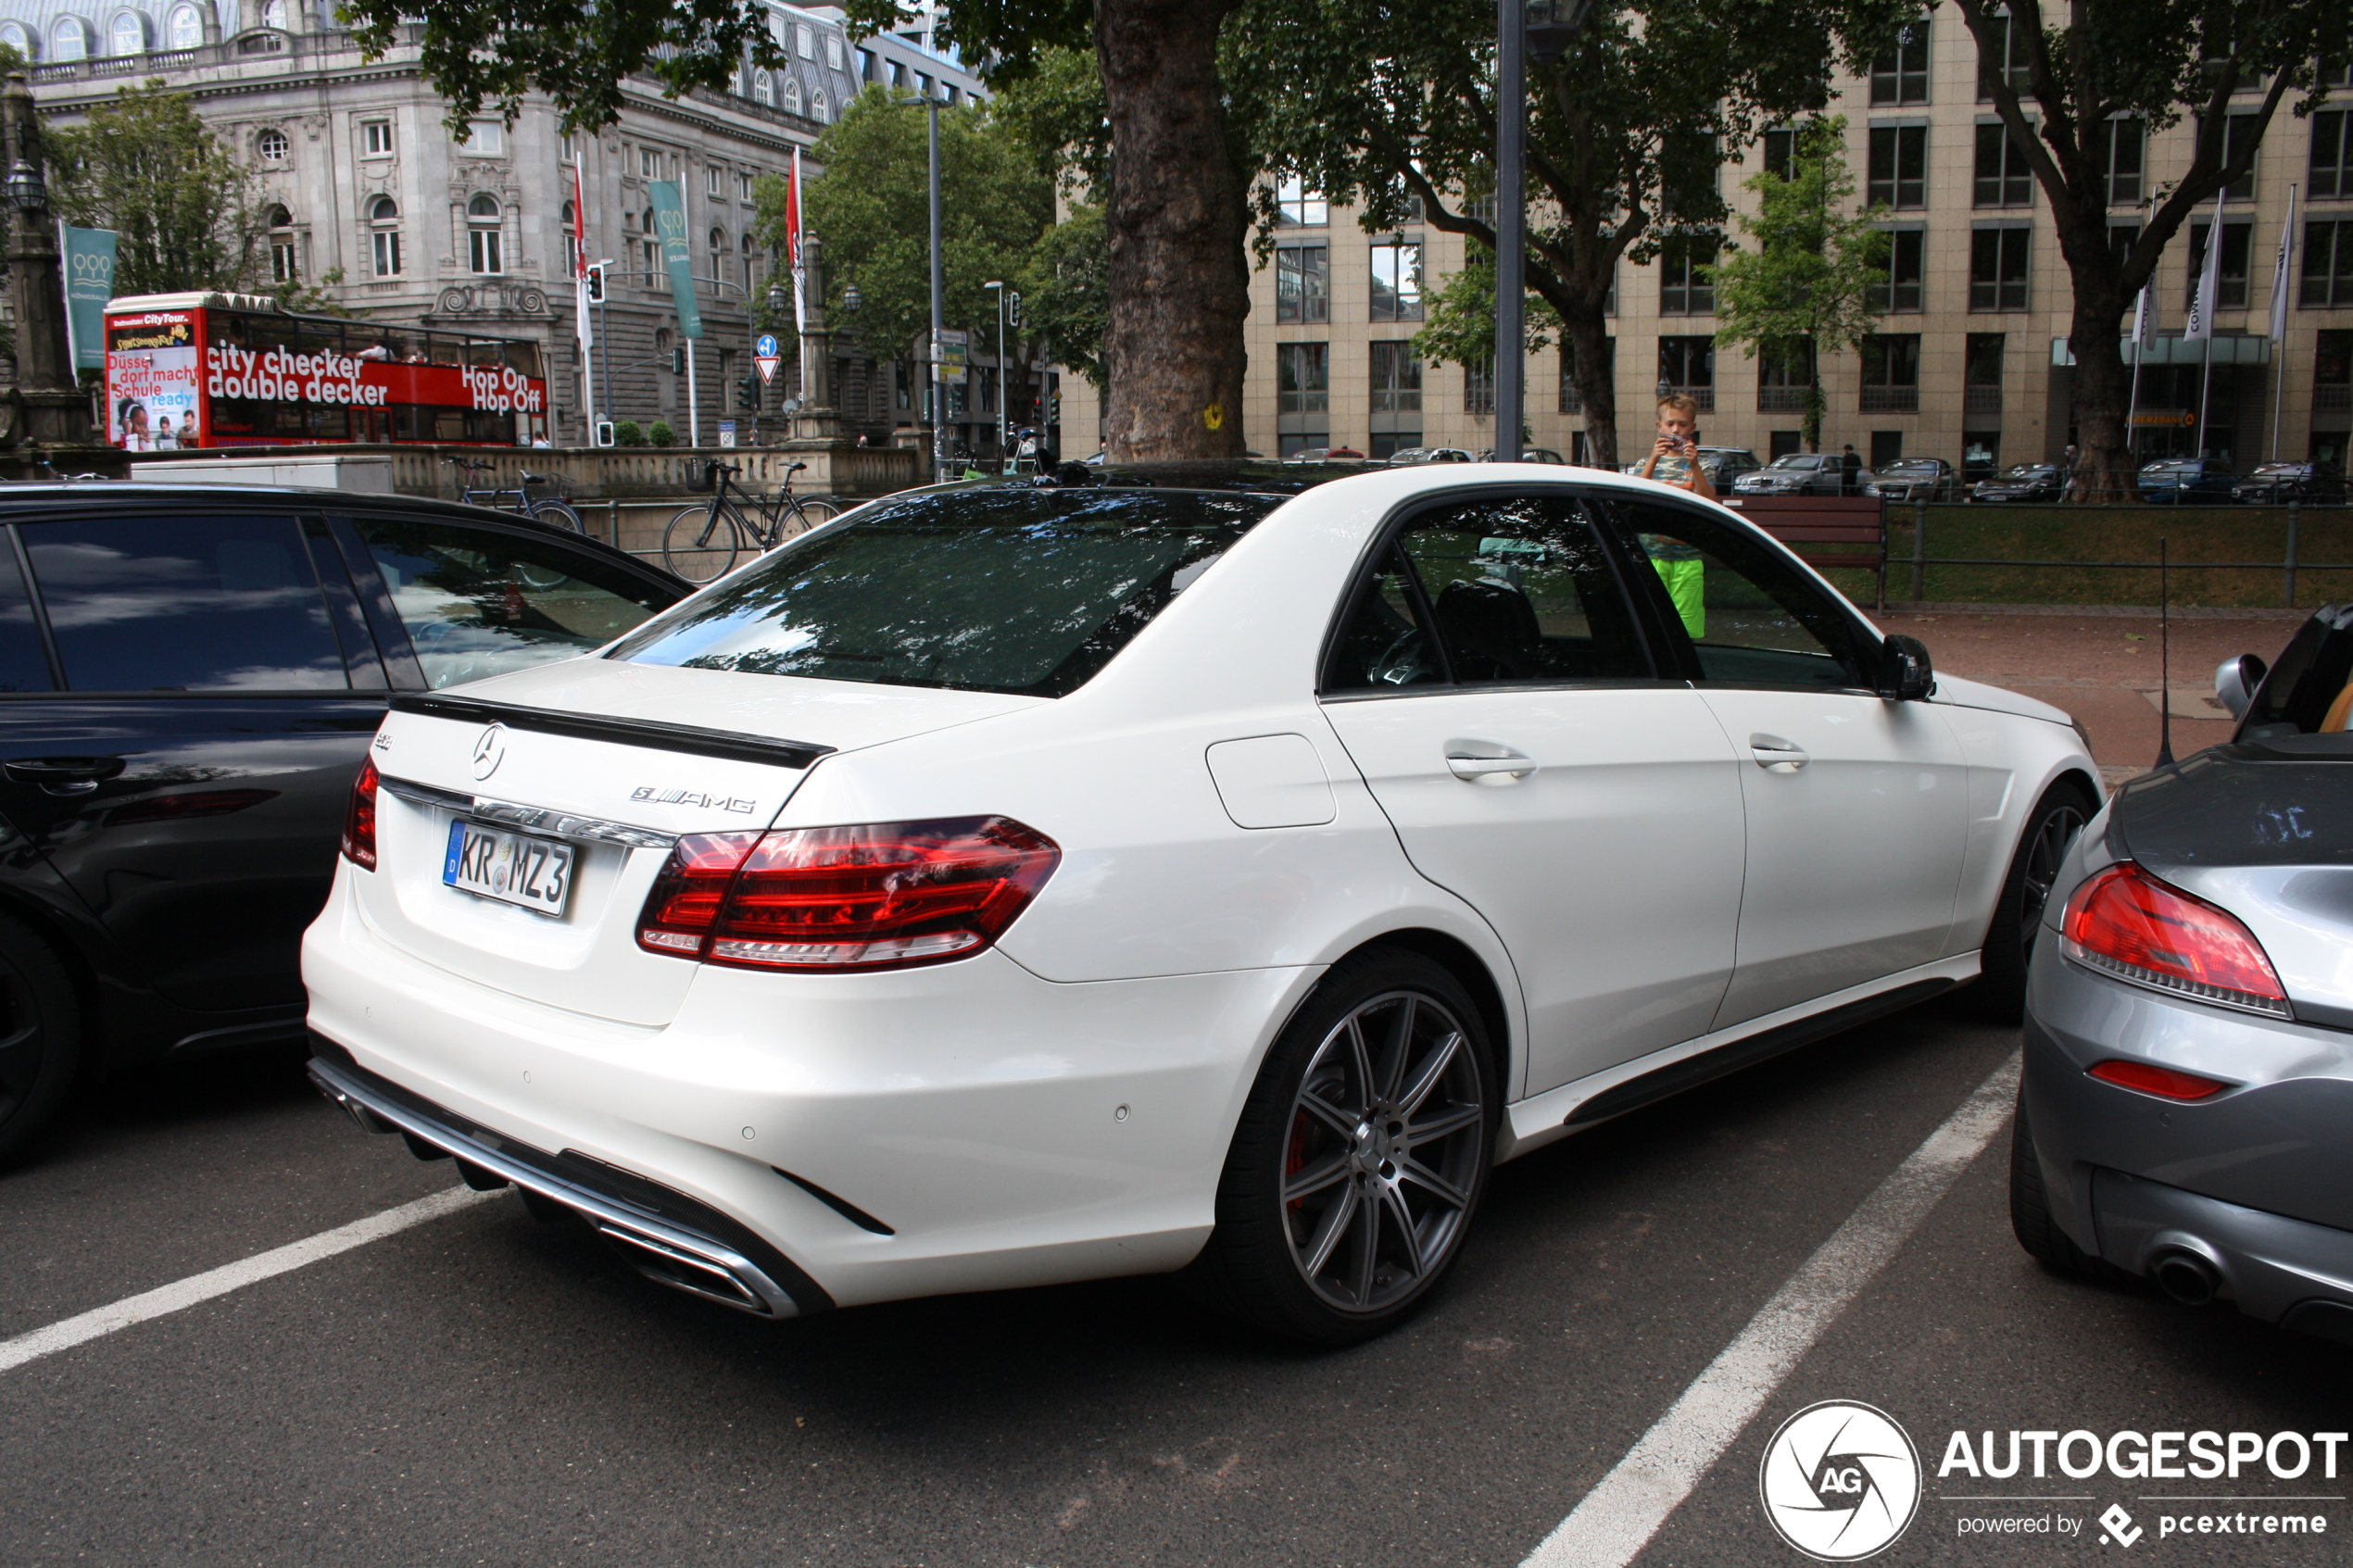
[1972,463,2067,504]
[1868,458,1963,503]
[1284,446,1366,463]
[308,463,2094,1344]
[2137,458,2239,504]
[0,485,685,1163]
[1696,446,1764,487]
[1478,447,1567,464]
[1385,446,1478,464]
[2232,461,2348,506]
[1731,452,1872,496]
[2014,602,2353,1343]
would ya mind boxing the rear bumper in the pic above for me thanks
[303,869,1315,1311]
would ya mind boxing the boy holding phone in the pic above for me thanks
[1635,393,1711,636]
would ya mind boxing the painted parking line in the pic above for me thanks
[1520,1051,2022,1568]
[0,1185,498,1376]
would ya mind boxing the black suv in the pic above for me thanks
[0,484,686,1160]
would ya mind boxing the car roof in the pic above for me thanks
[0,483,685,586]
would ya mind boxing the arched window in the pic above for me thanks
[168,5,201,47]
[810,89,829,123]
[110,10,144,55]
[268,207,297,283]
[370,195,402,277]
[0,21,33,57]
[752,69,773,106]
[260,0,286,28]
[467,193,503,275]
[51,19,87,60]
[781,76,801,116]
[257,128,288,161]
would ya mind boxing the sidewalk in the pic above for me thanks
[1870,608,2296,789]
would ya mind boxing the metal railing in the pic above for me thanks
[1860,385,1920,412]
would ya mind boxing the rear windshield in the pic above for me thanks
[609,488,1280,697]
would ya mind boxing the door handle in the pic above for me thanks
[1446,751,1537,782]
[4,756,128,796]
[1747,734,1808,772]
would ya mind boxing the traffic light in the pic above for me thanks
[585,265,605,304]
[738,374,762,410]
[671,347,686,375]
[1006,290,1022,329]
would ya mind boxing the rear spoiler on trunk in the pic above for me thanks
[388,692,834,771]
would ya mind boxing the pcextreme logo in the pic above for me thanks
[1759,1400,1924,1562]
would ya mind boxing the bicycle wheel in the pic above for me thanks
[528,497,584,535]
[662,504,749,583]
[787,496,845,536]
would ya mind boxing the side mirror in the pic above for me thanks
[2214,652,2267,721]
[1879,633,1934,701]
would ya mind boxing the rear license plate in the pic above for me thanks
[443,819,574,918]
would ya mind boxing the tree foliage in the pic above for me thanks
[1708,115,1887,453]
[1019,202,1110,390]
[1949,0,2344,498]
[1228,0,1910,468]
[1410,246,1562,370]
[48,80,271,296]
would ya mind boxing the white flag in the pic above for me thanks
[2132,284,2157,347]
[572,163,594,350]
[788,147,807,333]
[2268,182,2297,342]
[2184,192,2224,341]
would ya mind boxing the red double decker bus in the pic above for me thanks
[103,292,551,451]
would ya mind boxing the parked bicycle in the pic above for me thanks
[661,460,844,583]
[445,456,584,533]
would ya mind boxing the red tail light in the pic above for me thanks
[636,816,1060,973]
[341,760,380,871]
[2088,1059,2231,1101]
[2061,863,2289,1018]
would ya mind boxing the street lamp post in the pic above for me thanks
[2,69,91,446]
[926,95,947,483]
[1494,2,1590,465]
[985,280,1007,470]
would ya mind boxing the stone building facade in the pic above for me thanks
[18,0,986,447]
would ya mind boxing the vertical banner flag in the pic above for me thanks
[2269,182,2298,342]
[788,148,807,332]
[60,224,118,373]
[649,181,702,339]
[2184,192,2225,341]
[2132,285,2157,347]
[572,162,593,350]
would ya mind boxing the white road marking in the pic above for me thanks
[0,1185,499,1375]
[1520,1051,2022,1568]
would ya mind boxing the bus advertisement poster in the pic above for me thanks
[105,310,201,450]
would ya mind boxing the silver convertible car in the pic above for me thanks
[2012,603,2353,1341]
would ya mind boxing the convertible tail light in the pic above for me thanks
[2087,1059,2231,1101]
[2061,863,2290,1017]
[341,760,379,871]
[636,817,1060,973]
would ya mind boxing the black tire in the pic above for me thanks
[0,911,83,1167]
[2008,1093,2108,1278]
[530,498,585,535]
[1189,948,1497,1346]
[1971,781,2097,1024]
[788,496,845,536]
[662,505,747,583]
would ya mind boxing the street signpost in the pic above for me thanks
[755,332,780,385]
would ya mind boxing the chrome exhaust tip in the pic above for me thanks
[595,1223,769,1313]
[2151,1248,2221,1307]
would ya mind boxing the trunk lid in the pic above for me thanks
[353,657,1043,1023]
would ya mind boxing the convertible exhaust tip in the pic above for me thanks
[2150,1248,2221,1307]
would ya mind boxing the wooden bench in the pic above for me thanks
[1722,494,1890,614]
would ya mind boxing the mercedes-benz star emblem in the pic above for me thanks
[470,723,508,782]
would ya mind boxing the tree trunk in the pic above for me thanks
[2048,207,2137,504]
[1564,306,1617,469]
[1094,0,1248,461]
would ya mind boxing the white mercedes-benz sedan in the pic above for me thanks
[306,462,2097,1343]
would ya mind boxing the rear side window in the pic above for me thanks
[20,515,346,691]
[351,517,673,690]
[610,489,1279,697]
[1395,495,1647,684]
[1609,498,1870,689]
[0,537,54,692]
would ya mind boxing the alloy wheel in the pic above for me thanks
[2018,803,2088,967]
[1280,990,1486,1315]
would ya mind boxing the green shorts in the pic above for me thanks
[1653,558,1705,638]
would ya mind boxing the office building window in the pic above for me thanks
[2314,110,2351,199]
[1860,333,1921,411]
[2298,220,2353,307]
[1965,332,2005,414]
[1369,241,1423,322]
[1464,362,1494,416]
[2220,112,2262,200]
[1276,245,1329,324]
[1277,343,1328,415]
[1969,225,2030,310]
[1974,123,2033,206]
[1762,127,1796,181]
[1370,342,1422,414]
[2188,220,2252,309]
[462,119,504,157]
[1871,16,1930,106]
[1657,335,1715,411]
[1869,229,1925,311]
[1658,236,1718,314]
[1978,6,2032,97]
[1868,125,1927,208]
[1661,132,1719,219]
[1756,338,1815,412]
[468,194,503,275]
[361,119,393,157]
[1277,176,1327,227]
[2103,117,2144,206]
[369,196,402,277]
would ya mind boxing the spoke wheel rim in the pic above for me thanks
[0,954,47,1126]
[1281,989,1484,1316]
[2019,804,2088,967]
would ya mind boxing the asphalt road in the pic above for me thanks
[4,1003,2347,1567]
